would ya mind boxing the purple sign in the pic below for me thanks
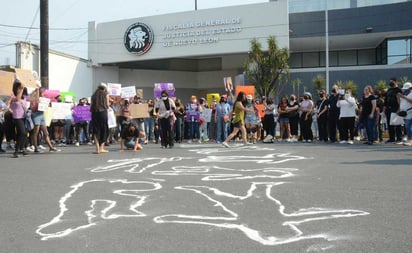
[73,105,91,123]
[154,83,175,98]
[185,110,200,122]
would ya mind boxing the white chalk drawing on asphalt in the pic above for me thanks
[153,182,369,246]
[36,179,162,240]
[36,148,369,245]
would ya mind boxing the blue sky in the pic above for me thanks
[0,0,267,65]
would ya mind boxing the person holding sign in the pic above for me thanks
[90,84,110,154]
[9,80,28,157]
[155,90,176,148]
[30,87,60,153]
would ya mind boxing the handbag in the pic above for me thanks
[398,107,412,117]
[389,112,404,126]
[21,101,34,131]
[24,108,34,131]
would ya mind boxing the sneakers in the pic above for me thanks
[26,146,34,152]
[75,142,80,147]
[222,142,230,148]
[347,140,354,145]
[339,140,347,144]
[38,145,47,150]
[187,140,192,144]
[49,148,61,152]
[34,149,44,154]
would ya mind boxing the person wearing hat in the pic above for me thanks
[384,77,403,144]
[399,82,412,146]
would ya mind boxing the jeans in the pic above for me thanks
[216,117,229,143]
[404,118,412,140]
[363,116,376,143]
[144,117,155,141]
[174,117,183,142]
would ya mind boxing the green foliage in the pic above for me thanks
[375,80,388,92]
[312,74,325,92]
[342,80,358,97]
[399,76,410,84]
[243,36,290,98]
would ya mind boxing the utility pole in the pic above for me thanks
[325,0,329,94]
[40,0,49,89]
[195,0,197,10]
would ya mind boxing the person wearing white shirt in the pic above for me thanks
[337,89,357,144]
[399,82,412,146]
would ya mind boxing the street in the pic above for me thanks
[1,141,411,253]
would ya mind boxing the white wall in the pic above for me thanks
[48,53,92,99]
[89,1,289,64]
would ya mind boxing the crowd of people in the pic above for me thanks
[1,77,412,157]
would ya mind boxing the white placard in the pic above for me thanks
[108,83,122,96]
[121,86,137,99]
[51,102,73,120]
[201,108,213,122]
[38,97,50,112]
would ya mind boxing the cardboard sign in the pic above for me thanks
[121,86,136,99]
[38,97,50,112]
[73,105,91,123]
[129,103,149,118]
[136,89,143,99]
[0,70,15,95]
[108,83,122,96]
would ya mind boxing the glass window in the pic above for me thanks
[338,50,357,66]
[387,38,410,64]
[358,49,376,65]
[289,53,303,68]
[302,52,320,67]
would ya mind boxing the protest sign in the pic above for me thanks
[51,102,72,120]
[129,103,149,118]
[108,83,122,96]
[154,83,175,98]
[201,108,212,122]
[121,86,136,99]
[38,97,50,112]
[73,105,91,123]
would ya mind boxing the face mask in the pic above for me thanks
[162,96,167,100]
[304,96,309,100]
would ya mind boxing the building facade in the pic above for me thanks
[87,0,412,100]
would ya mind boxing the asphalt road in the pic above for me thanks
[1,141,411,253]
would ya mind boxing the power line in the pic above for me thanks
[0,23,87,30]
[25,6,40,42]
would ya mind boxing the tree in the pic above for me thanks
[243,36,289,99]
[342,80,358,97]
[374,80,388,92]
[312,74,326,92]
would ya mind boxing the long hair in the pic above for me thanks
[12,80,22,96]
